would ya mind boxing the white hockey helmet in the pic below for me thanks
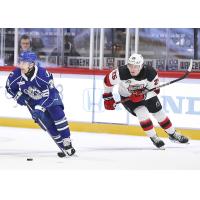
[127,53,144,69]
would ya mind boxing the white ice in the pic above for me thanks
[0,126,200,169]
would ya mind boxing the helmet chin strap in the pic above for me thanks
[25,63,35,78]
[27,63,34,72]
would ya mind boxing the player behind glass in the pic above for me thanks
[5,51,75,157]
[19,34,31,52]
[19,34,41,67]
[102,53,189,149]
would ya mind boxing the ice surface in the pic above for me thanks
[0,126,200,169]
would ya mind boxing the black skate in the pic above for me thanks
[150,136,165,149]
[169,132,189,143]
[57,138,76,158]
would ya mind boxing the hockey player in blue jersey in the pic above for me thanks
[5,51,75,157]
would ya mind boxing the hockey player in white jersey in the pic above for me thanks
[103,53,189,148]
[5,51,75,157]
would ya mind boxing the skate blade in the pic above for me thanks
[158,146,165,150]
[169,140,190,144]
[57,150,77,158]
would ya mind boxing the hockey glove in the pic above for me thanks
[32,105,46,123]
[103,93,116,110]
[14,91,30,106]
[129,90,146,103]
[154,88,160,95]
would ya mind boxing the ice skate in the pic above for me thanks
[57,138,76,157]
[169,132,189,143]
[150,136,165,149]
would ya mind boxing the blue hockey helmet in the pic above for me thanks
[18,51,37,63]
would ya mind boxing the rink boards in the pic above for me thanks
[0,118,200,140]
[0,71,200,139]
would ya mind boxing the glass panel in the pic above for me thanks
[93,28,128,124]
[63,28,90,68]
[138,28,194,71]
[138,28,167,70]
[93,28,100,69]
[129,28,136,55]
[18,28,62,67]
[167,28,194,71]
[139,28,167,58]
[168,28,194,59]
[0,29,3,65]
[2,28,15,66]
[103,28,126,69]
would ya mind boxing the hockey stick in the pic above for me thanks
[115,59,193,105]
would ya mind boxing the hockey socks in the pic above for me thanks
[152,110,175,134]
[134,106,165,148]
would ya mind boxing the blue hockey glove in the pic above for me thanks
[32,105,46,123]
[14,91,30,106]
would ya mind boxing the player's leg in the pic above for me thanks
[27,105,71,156]
[134,106,165,148]
[38,111,66,149]
[147,96,189,143]
[47,105,75,156]
[122,100,164,148]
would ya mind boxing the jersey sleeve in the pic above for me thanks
[145,72,160,100]
[5,71,20,98]
[103,68,120,93]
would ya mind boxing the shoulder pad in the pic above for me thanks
[118,65,132,80]
[8,68,21,80]
[145,66,157,81]
[38,67,52,78]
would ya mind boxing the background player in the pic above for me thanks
[5,51,75,157]
[103,53,189,148]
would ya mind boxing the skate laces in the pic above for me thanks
[173,132,183,140]
[152,136,161,143]
[63,138,72,147]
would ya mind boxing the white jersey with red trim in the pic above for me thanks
[103,65,160,100]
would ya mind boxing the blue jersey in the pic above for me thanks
[5,66,63,109]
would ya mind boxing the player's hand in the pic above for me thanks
[102,93,116,110]
[32,105,45,123]
[129,90,146,102]
[15,91,30,106]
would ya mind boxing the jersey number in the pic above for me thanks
[154,78,159,85]
[111,71,117,80]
